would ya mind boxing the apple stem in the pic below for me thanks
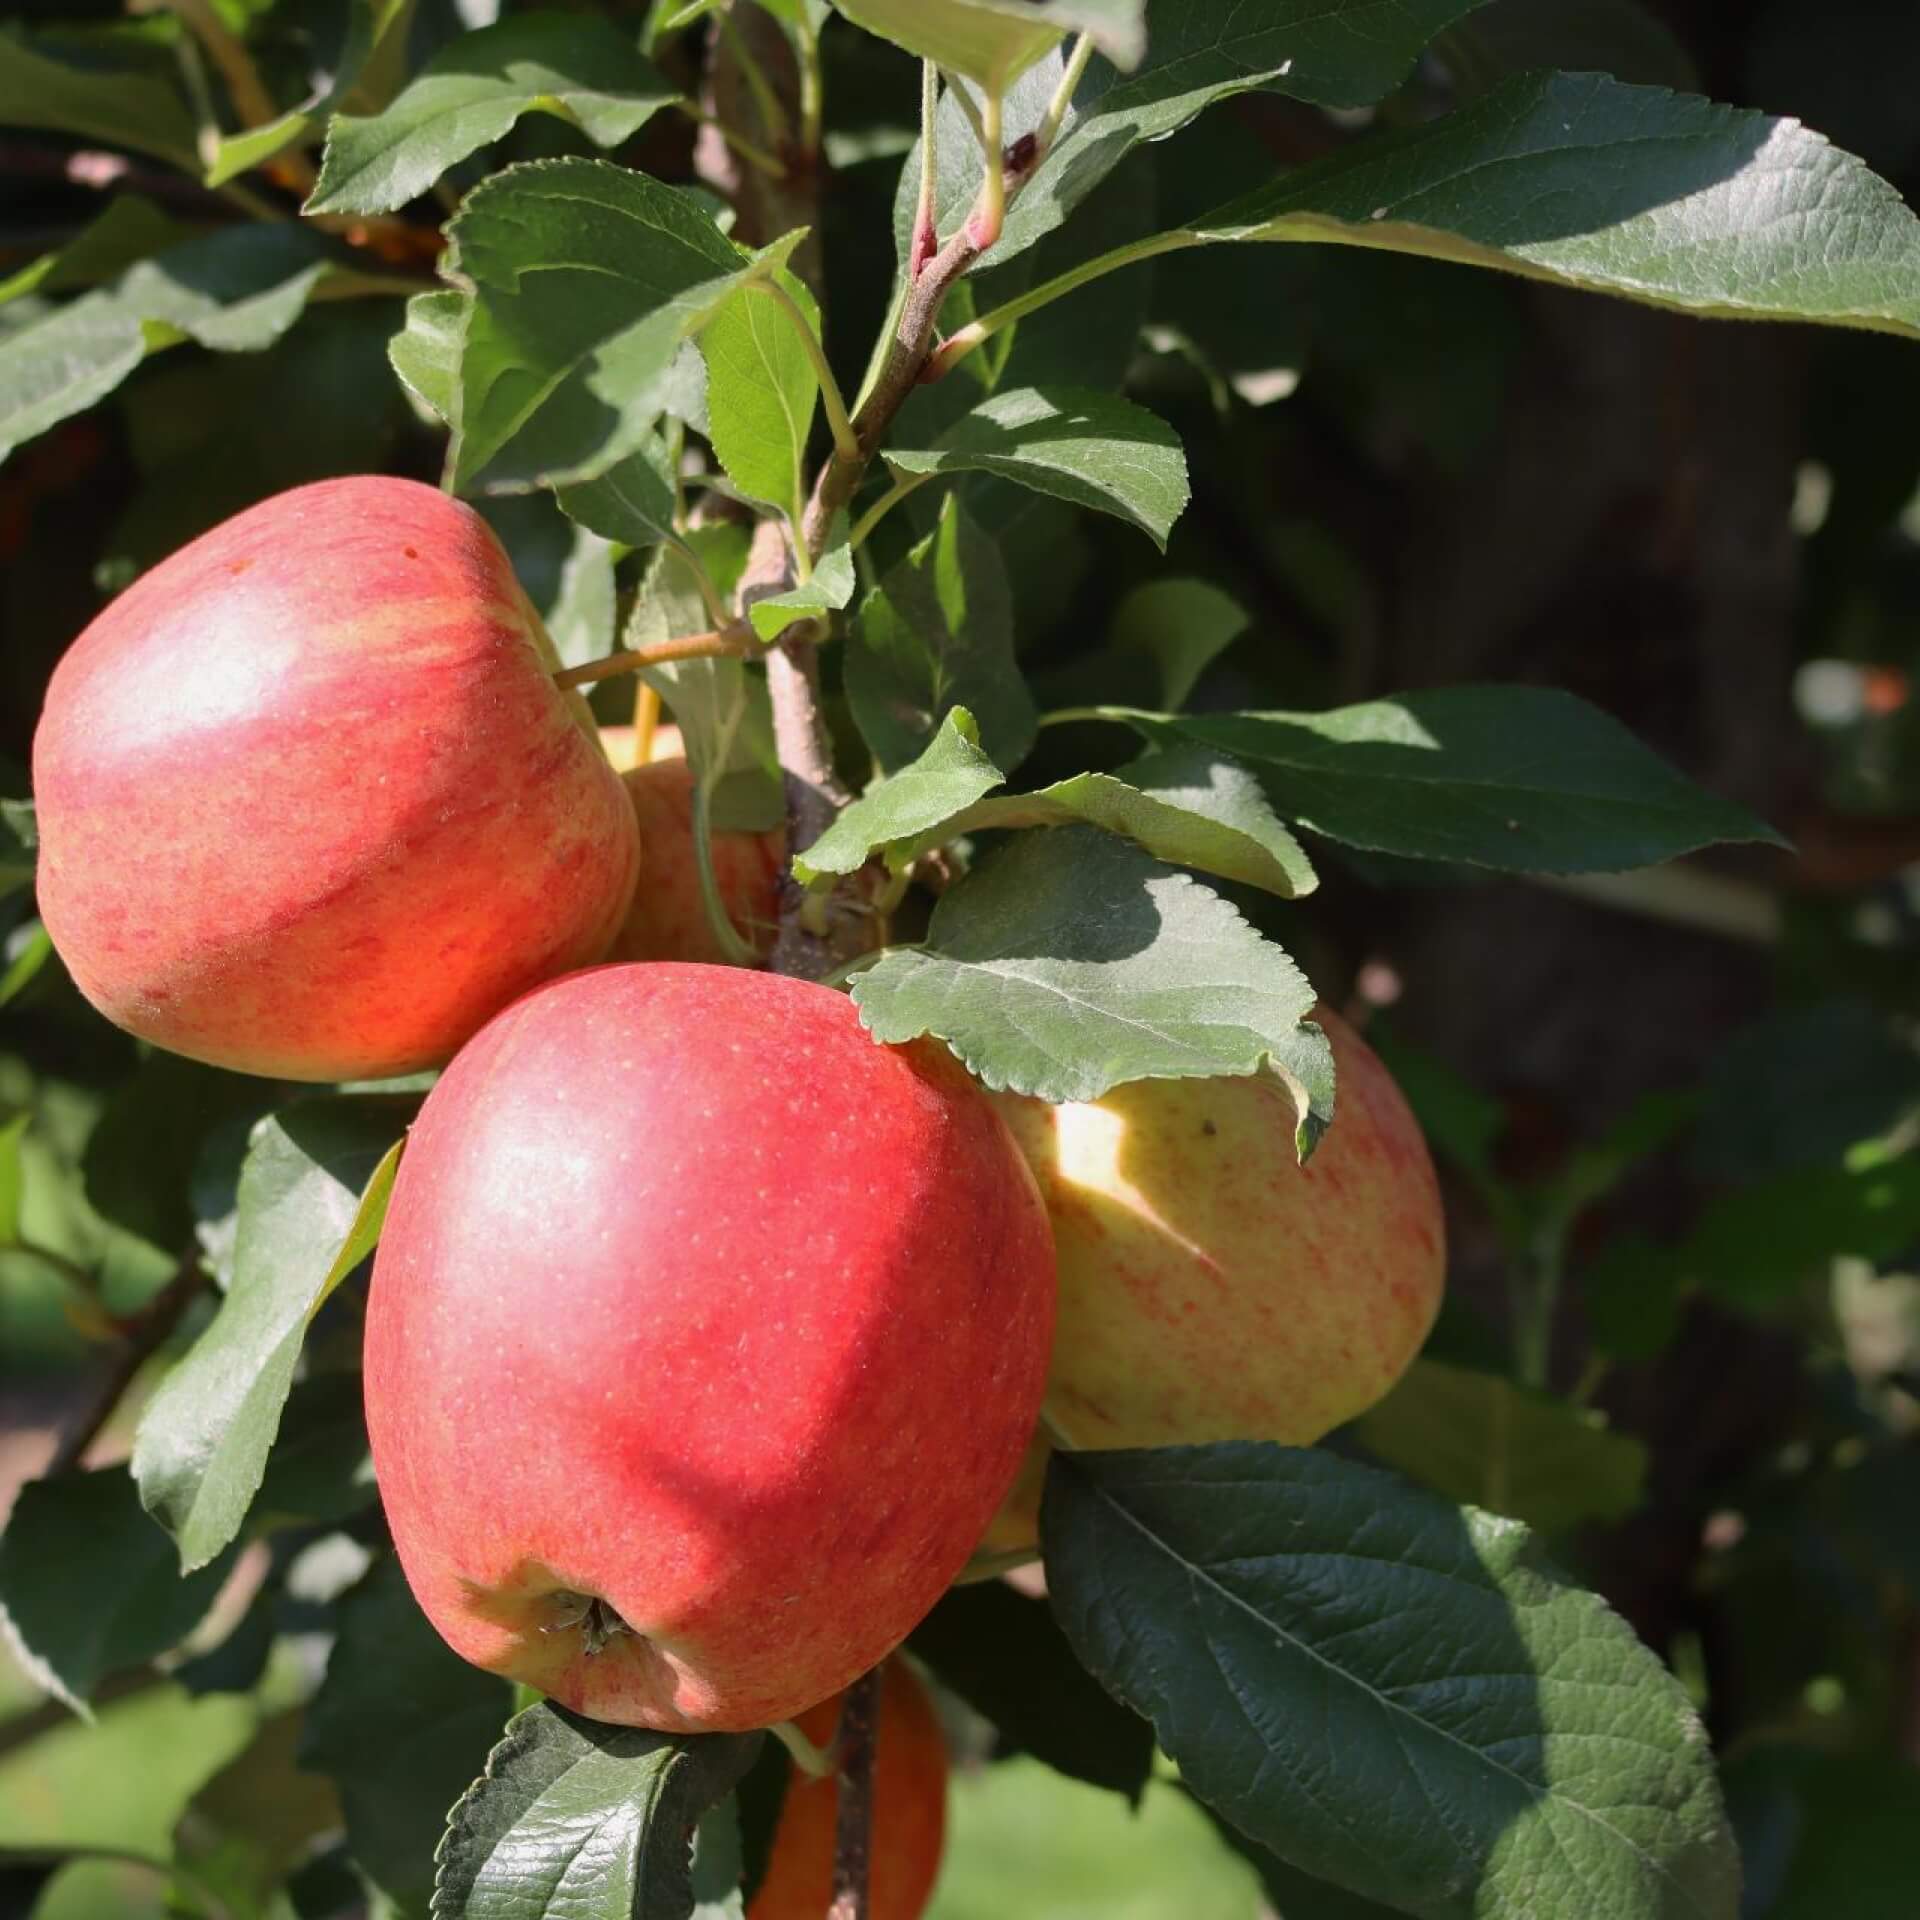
[551,629,755,691]
[826,1665,883,1920]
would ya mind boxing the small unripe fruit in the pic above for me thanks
[599,725,786,965]
[31,477,638,1081]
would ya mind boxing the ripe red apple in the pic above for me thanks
[31,476,638,1081]
[750,1659,947,1920]
[986,1007,1443,1545]
[363,962,1056,1732]
[598,724,786,965]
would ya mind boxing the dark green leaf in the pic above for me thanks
[885,386,1188,547]
[431,1700,762,1920]
[850,827,1323,1110]
[0,31,200,168]
[985,0,1492,259]
[1194,72,1920,340]
[447,158,795,493]
[303,1555,515,1916]
[310,12,682,217]
[1125,687,1785,872]
[1044,1444,1738,1920]
[0,196,185,306]
[1106,577,1249,710]
[847,495,1036,772]
[0,225,346,465]
[1350,1358,1649,1533]
[0,1467,236,1713]
[1438,0,1698,94]
[247,1371,376,1534]
[1,797,38,900]
[908,1580,1154,1800]
[133,1102,405,1571]
[557,437,682,549]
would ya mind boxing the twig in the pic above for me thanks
[552,628,756,690]
[46,1248,211,1479]
[826,1666,883,1920]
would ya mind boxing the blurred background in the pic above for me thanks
[3,1,1920,1915]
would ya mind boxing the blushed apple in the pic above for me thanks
[599,723,786,965]
[987,1008,1443,1542]
[363,962,1056,1733]
[31,476,638,1081]
[750,1659,947,1920]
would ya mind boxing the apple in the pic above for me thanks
[987,1007,1443,1543]
[749,1658,947,1920]
[362,961,1056,1733]
[30,476,638,1081]
[598,724,786,965]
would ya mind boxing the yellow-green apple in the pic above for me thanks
[750,1658,947,1920]
[987,1007,1442,1543]
[30,476,638,1081]
[598,723,786,965]
[363,962,1056,1732]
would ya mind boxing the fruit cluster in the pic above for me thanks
[31,477,1444,1913]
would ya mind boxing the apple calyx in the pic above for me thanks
[542,1591,635,1657]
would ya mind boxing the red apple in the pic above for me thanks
[363,962,1056,1732]
[749,1659,948,1920]
[598,724,786,966]
[985,1007,1443,1546]
[31,476,638,1081]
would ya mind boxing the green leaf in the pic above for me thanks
[0,1111,26,1245]
[908,1581,1154,1802]
[0,1467,236,1714]
[132,1103,405,1572]
[744,523,856,641]
[847,495,1037,772]
[699,272,820,524]
[984,0,1491,261]
[1120,686,1785,873]
[830,0,1081,92]
[557,436,681,549]
[801,720,1318,900]
[0,225,342,465]
[797,710,1004,884]
[310,12,681,217]
[886,387,1188,548]
[390,288,466,425]
[1044,1444,1739,1920]
[0,927,53,1011]
[432,1701,763,1920]
[1351,1358,1649,1533]
[0,797,36,899]
[546,523,619,669]
[957,748,1319,897]
[629,544,785,834]
[302,1555,514,1916]
[0,31,200,169]
[850,826,1321,1105]
[445,158,794,493]
[0,196,185,306]
[246,1372,376,1534]
[1193,72,1920,340]
[1107,577,1250,710]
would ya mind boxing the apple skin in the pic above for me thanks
[749,1659,947,1920]
[362,962,1056,1733]
[598,725,786,965]
[987,1007,1442,1542]
[31,476,638,1081]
